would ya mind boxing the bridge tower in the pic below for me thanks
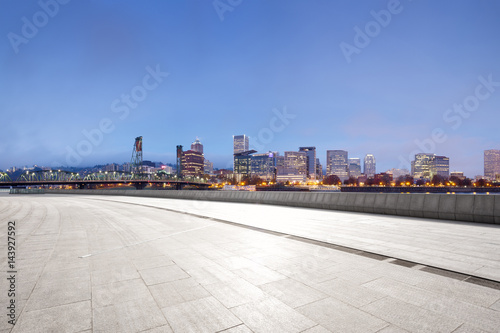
[131,136,143,178]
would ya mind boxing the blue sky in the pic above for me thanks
[1,0,499,177]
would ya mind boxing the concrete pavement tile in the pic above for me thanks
[297,297,387,333]
[139,324,174,333]
[278,264,336,285]
[232,263,286,285]
[186,264,239,285]
[362,297,463,333]
[25,276,91,311]
[248,254,296,270]
[471,266,500,282]
[37,266,90,285]
[334,268,383,285]
[363,277,437,308]
[301,325,332,333]
[12,300,91,333]
[204,278,267,308]
[314,277,386,308]
[132,255,174,270]
[139,264,190,286]
[193,246,234,260]
[364,276,500,332]
[43,258,90,272]
[92,264,140,286]
[415,275,500,307]
[231,297,316,333]
[215,256,262,270]
[172,254,217,270]
[162,296,241,333]
[376,325,409,332]
[219,324,254,332]
[451,323,489,333]
[92,278,150,308]
[93,296,167,332]
[259,278,328,308]
[419,294,500,332]
[489,299,500,311]
[290,254,339,270]
[148,277,210,308]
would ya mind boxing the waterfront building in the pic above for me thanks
[348,158,362,178]
[299,147,317,179]
[364,154,376,177]
[484,149,500,180]
[326,150,349,182]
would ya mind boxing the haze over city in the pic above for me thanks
[1,1,499,177]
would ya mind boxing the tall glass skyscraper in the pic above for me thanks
[233,135,249,154]
[484,149,500,180]
[364,154,376,177]
[299,147,317,179]
[251,152,277,180]
[348,158,362,178]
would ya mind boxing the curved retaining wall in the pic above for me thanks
[46,190,500,224]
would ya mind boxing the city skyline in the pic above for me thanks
[2,135,498,180]
[1,1,499,176]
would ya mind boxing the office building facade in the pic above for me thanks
[233,135,249,154]
[348,158,362,178]
[484,149,500,180]
[233,150,255,178]
[251,152,277,180]
[181,150,204,178]
[411,153,449,179]
[299,147,317,179]
[364,154,376,177]
[326,150,349,181]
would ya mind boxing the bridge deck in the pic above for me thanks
[1,193,499,332]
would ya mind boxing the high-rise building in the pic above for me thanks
[411,153,434,179]
[299,147,317,179]
[276,151,307,182]
[181,150,204,178]
[191,138,203,154]
[326,150,349,181]
[233,150,256,179]
[348,158,362,178]
[411,153,449,179]
[284,151,307,176]
[251,152,277,180]
[484,149,500,180]
[204,159,213,175]
[364,154,376,177]
[233,135,249,154]
[316,158,323,179]
[276,155,285,176]
[433,155,450,178]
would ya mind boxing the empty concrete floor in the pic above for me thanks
[0,193,499,332]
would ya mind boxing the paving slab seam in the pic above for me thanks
[86,197,500,290]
